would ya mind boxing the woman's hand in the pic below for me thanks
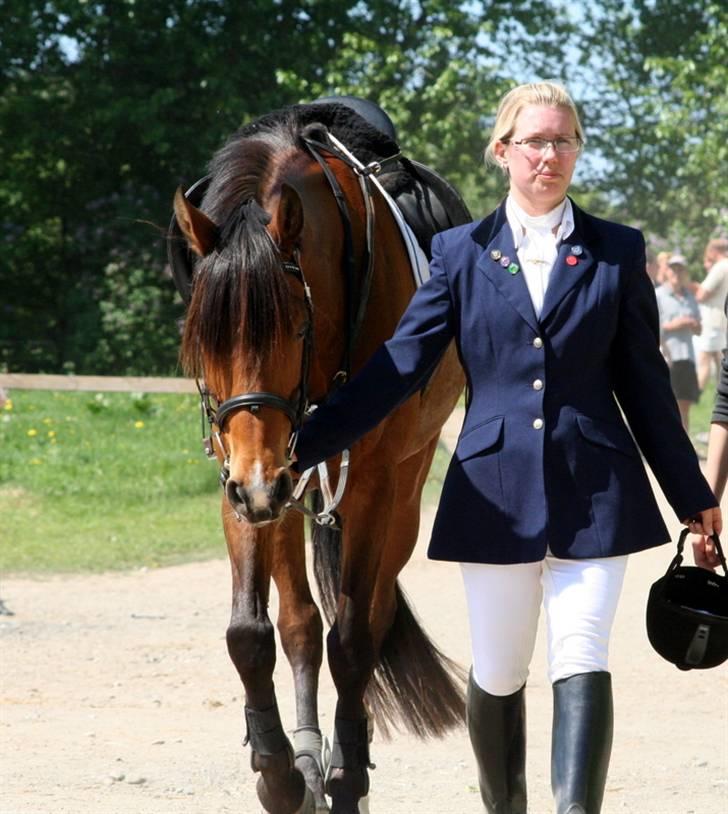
[684,506,723,570]
[691,534,723,570]
[683,506,722,536]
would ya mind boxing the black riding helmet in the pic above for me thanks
[646,528,728,670]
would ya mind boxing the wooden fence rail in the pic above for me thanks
[0,374,197,394]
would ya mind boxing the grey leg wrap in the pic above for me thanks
[329,717,372,770]
[244,702,291,756]
[293,725,329,778]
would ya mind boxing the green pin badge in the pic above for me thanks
[507,262,520,275]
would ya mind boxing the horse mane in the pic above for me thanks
[180,102,413,377]
[180,134,298,377]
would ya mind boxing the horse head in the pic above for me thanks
[175,164,321,526]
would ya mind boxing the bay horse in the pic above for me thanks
[171,103,467,814]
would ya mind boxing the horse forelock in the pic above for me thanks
[181,133,298,377]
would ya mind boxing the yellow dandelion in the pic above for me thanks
[30,458,42,465]
[42,417,53,425]
[48,430,56,438]
[3,399,12,411]
[134,420,145,429]
[27,428,38,437]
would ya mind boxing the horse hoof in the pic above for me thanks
[294,785,316,814]
[260,785,318,814]
[358,796,370,813]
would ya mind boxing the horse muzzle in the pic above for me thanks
[224,469,294,524]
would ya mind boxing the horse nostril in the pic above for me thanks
[225,479,245,510]
[273,471,293,506]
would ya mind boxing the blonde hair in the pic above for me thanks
[707,237,728,256]
[484,82,585,169]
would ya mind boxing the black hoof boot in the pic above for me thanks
[467,671,527,814]
[551,671,613,814]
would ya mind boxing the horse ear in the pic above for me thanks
[275,183,304,255]
[173,187,219,257]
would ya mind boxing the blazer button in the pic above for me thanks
[532,418,544,430]
[533,379,543,390]
[533,337,543,348]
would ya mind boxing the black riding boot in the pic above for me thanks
[551,671,613,814]
[467,671,527,814]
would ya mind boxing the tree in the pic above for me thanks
[4,2,618,374]
[1,0,361,373]
[573,0,728,260]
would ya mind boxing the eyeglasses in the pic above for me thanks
[507,137,582,155]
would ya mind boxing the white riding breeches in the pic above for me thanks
[461,553,629,696]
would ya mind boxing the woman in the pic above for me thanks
[293,82,721,813]
[693,238,728,392]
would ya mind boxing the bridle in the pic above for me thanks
[196,251,314,480]
[174,126,401,523]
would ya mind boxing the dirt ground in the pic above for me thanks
[2,411,727,814]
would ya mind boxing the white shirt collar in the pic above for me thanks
[505,196,575,249]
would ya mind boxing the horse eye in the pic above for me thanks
[296,323,309,339]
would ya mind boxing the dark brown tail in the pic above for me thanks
[311,497,466,740]
[365,582,466,739]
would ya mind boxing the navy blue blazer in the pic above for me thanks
[295,199,716,564]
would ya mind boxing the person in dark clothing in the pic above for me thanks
[293,82,721,813]
[693,297,728,570]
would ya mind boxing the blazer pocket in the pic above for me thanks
[455,415,504,462]
[575,415,638,458]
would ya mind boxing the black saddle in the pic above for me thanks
[312,96,472,260]
[382,157,471,260]
[168,99,471,304]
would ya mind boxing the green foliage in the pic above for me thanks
[95,252,183,375]
[574,0,728,260]
[1,0,570,373]
[2,0,725,373]
[0,0,371,374]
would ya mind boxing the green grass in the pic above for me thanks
[0,390,225,573]
[0,381,715,575]
[690,377,717,451]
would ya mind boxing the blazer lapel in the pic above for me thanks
[473,203,539,332]
[539,203,596,326]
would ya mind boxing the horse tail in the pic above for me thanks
[310,493,466,739]
[365,581,466,739]
[310,492,342,627]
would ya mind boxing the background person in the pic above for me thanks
[292,82,720,814]
[692,237,728,392]
[645,248,660,287]
[693,295,728,570]
[655,254,702,431]
[655,250,671,287]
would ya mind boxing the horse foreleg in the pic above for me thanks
[272,514,328,811]
[223,509,310,814]
[324,485,395,814]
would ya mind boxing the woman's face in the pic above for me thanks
[494,104,580,216]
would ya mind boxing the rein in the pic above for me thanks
[299,129,400,382]
[196,128,400,525]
